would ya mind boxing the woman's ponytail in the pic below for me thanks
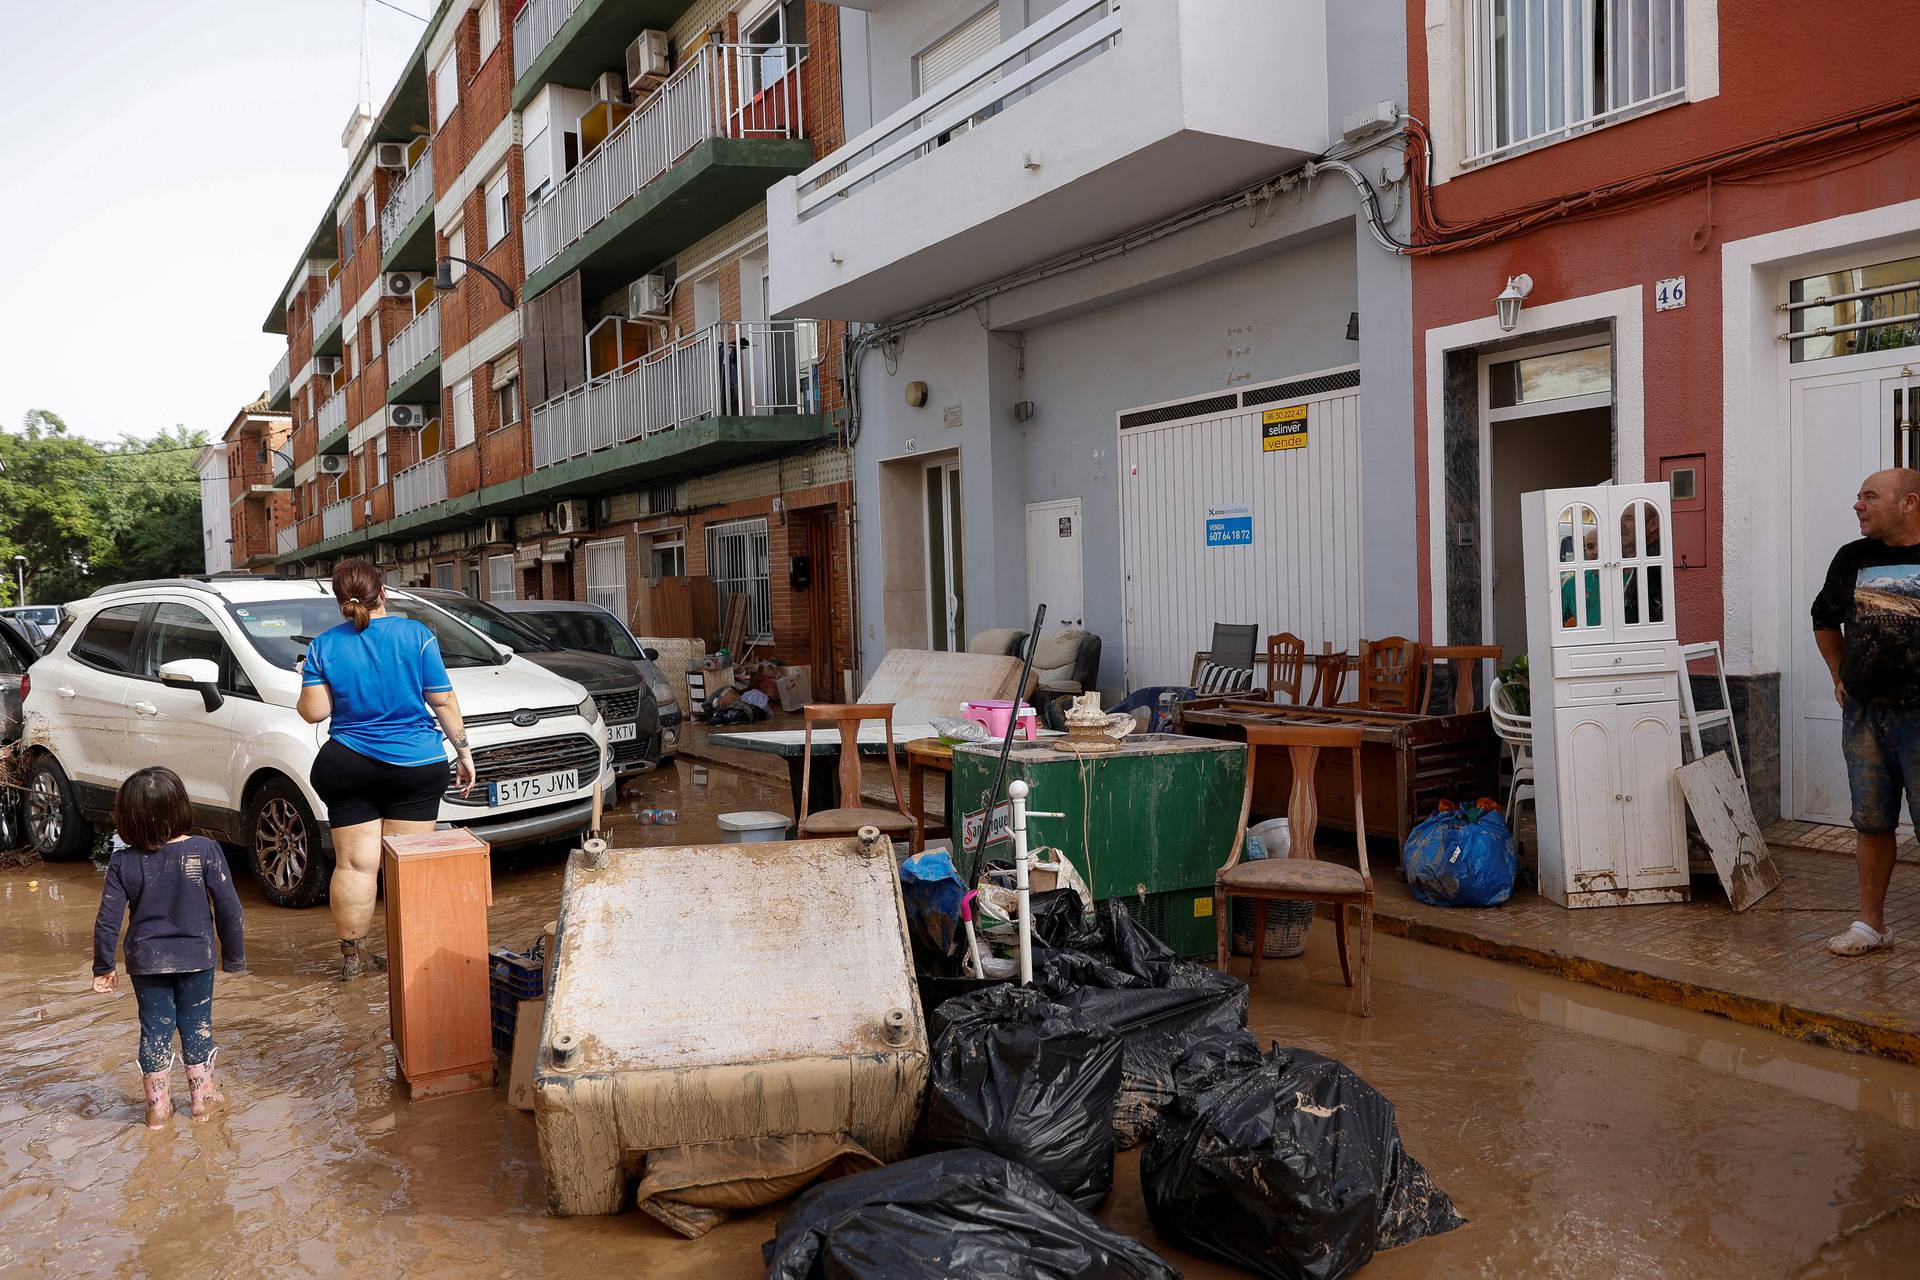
[331,558,383,632]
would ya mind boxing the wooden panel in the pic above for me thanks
[1676,752,1782,912]
[857,649,1027,726]
[383,829,495,1098]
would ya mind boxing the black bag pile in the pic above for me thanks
[761,1149,1178,1280]
[1142,1031,1465,1280]
[922,984,1123,1207]
[1029,900,1248,1146]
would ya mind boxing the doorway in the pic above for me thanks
[796,508,837,683]
[1025,498,1084,628]
[924,458,965,651]
[1481,339,1616,661]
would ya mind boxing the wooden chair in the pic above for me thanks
[1306,643,1353,708]
[1215,723,1374,1017]
[1425,644,1502,714]
[797,704,919,849]
[1354,636,1426,711]
[1264,632,1308,704]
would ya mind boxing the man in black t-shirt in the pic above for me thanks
[1810,467,1920,956]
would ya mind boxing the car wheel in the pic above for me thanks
[23,756,93,861]
[245,778,330,909]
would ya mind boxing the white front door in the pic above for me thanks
[924,459,965,651]
[1787,363,1909,823]
[1025,498,1084,628]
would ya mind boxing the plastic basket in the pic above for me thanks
[489,946,545,1055]
[1230,898,1315,959]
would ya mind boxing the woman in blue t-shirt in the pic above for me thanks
[299,559,476,979]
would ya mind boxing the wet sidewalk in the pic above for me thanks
[1370,839,1920,1065]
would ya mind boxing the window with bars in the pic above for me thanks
[1786,255,1920,363]
[1467,0,1686,163]
[585,538,628,623]
[705,517,772,644]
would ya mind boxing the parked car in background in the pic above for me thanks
[0,617,36,850]
[411,589,661,776]
[499,600,682,761]
[0,605,61,649]
[19,576,611,908]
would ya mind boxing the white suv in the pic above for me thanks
[20,576,613,908]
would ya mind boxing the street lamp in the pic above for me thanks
[436,257,516,310]
[12,555,26,607]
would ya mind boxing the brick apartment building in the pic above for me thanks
[198,399,294,574]
[258,0,855,689]
[1405,0,1920,822]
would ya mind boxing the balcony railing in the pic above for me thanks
[388,302,439,384]
[394,453,448,516]
[276,525,297,557]
[317,391,348,438]
[522,43,807,275]
[322,499,352,540]
[313,276,342,335]
[268,351,290,401]
[511,0,583,77]
[531,320,819,469]
[379,145,435,257]
[794,0,1119,220]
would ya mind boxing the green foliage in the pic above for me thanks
[0,411,210,607]
[1495,653,1530,716]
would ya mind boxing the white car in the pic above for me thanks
[19,575,613,908]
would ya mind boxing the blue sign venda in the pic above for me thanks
[1205,504,1253,547]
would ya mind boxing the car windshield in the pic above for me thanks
[225,596,505,670]
[517,607,644,659]
[423,595,559,653]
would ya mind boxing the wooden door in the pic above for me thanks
[1555,704,1621,894]
[1619,701,1687,886]
[802,509,835,682]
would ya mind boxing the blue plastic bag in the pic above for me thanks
[1402,803,1515,907]
[901,850,970,963]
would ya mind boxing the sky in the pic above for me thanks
[0,0,429,445]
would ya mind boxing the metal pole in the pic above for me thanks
[961,603,1045,892]
[13,557,24,606]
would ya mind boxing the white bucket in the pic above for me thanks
[716,810,791,843]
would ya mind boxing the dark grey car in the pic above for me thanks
[412,589,661,776]
[498,599,683,761]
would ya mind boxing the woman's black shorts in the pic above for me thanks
[310,739,448,827]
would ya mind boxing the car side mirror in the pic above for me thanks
[158,658,224,713]
[642,647,660,662]
[491,640,515,658]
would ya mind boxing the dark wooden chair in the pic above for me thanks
[1264,632,1308,704]
[1354,636,1426,712]
[1307,643,1353,707]
[1215,722,1374,1017]
[797,703,918,848]
[1425,644,1502,714]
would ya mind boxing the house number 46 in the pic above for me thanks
[1655,276,1687,311]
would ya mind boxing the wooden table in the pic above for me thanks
[714,724,935,816]
[904,738,955,848]
[1176,698,1500,850]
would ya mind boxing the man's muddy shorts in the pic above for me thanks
[1842,698,1920,833]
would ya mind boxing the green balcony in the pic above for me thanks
[511,0,695,112]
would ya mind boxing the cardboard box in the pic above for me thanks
[775,665,813,713]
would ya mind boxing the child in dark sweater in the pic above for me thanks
[91,767,246,1129]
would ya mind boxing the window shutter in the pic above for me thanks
[452,378,476,449]
[915,4,1000,95]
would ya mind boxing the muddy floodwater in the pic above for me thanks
[4,759,1919,1277]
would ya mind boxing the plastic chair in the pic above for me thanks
[1677,641,1746,790]
[1216,723,1374,1017]
[797,703,918,848]
[1488,680,1535,828]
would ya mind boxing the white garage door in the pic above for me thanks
[1119,367,1363,688]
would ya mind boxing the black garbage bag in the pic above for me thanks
[1031,901,1248,1147]
[762,1148,1178,1280]
[922,984,1123,1207]
[1142,1031,1465,1280]
[1027,887,1101,950]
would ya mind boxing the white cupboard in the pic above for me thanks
[1522,483,1689,907]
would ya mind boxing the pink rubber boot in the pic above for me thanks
[185,1050,225,1120]
[143,1054,176,1130]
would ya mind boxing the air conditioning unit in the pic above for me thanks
[315,356,341,377]
[386,271,425,298]
[627,274,668,319]
[318,455,349,475]
[626,30,670,92]
[483,516,514,545]
[553,498,593,535]
[387,404,429,429]
[375,141,409,169]
[591,70,628,104]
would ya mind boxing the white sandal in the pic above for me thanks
[1828,921,1893,956]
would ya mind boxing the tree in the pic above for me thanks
[90,426,210,586]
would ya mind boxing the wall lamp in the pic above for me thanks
[1495,274,1534,332]
[437,257,517,309]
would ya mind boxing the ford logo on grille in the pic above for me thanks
[511,709,539,727]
